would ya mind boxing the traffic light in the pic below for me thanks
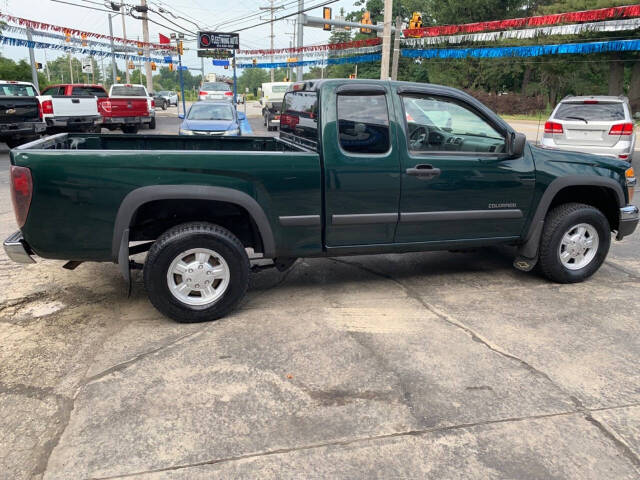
[168,63,174,71]
[151,61,157,71]
[177,40,184,56]
[252,58,257,66]
[127,61,135,69]
[64,29,71,42]
[81,33,88,47]
[35,62,43,70]
[116,76,121,81]
[409,12,423,29]
[360,11,372,34]
[323,7,332,31]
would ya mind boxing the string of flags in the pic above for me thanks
[237,38,381,56]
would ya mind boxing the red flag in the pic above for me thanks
[159,33,170,44]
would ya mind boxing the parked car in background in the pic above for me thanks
[0,80,46,148]
[261,81,292,131]
[179,101,242,136]
[151,92,168,110]
[157,90,178,106]
[38,83,102,133]
[102,84,153,134]
[198,82,233,102]
[541,96,636,163]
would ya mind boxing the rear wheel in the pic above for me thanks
[144,223,250,323]
[122,125,139,134]
[538,202,610,283]
[149,117,156,130]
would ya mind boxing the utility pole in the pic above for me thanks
[69,52,74,84]
[380,0,393,79]
[391,16,401,80]
[260,0,283,83]
[296,0,304,81]
[44,49,51,82]
[140,0,153,92]
[26,28,39,91]
[121,1,131,83]
[108,14,118,83]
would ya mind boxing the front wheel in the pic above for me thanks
[538,203,611,283]
[144,223,250,323]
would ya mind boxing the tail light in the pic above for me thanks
[224,91,233,96]
[544,121,563,134]
[583,100,598,104]
[100,100,112,114]
[40,99,54,115]
[199,91,207,96]
[609,123,634,136]
[626,167,636,202]
[10,166,33,228]
[151,99,155,108]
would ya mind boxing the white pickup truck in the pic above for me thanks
[39,84,102,133]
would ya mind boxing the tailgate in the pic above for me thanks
[51,96,99,117]
[0,97,40,123]
[554,120,620,147]
[108,98,148,117]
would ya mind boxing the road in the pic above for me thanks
[1,104,639,479]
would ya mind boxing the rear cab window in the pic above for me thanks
[337,93,390,154]
[1,84,38,96]
[280,90,319,150]
[72,86,108,97]
[555,102,625,122]
[202,82,230,91]
[111,86,147,96]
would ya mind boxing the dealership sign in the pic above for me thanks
[198,32,239,50]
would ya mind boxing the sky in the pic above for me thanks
[0,0,357,78]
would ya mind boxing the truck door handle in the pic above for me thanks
[406,164,441,179]
[71,98,80,103]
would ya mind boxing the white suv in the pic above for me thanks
[541,96,635,163]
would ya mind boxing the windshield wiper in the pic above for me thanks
[563,116,588,123]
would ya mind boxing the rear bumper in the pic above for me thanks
[540,136,635,160]
[618,205,639,239]
[3,231,35,264]
[101,116,152,125]
[46,115,102,128]
[0,122,46,137]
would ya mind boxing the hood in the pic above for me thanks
[181,119,237,131]
[530,144,630,175]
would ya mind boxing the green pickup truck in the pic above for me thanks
[5,79,638,323]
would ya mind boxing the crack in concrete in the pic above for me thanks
[584,414,640,470]
[89,404,639,480]
[329,257,584,410]
[604,260,640,281]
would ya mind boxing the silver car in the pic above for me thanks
[541,96,636,162]
[198,82,233,102]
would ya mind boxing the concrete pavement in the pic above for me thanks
[0,104,639,479]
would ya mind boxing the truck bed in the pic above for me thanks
[16,132,308,152]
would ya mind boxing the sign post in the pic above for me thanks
[177,33,186,116]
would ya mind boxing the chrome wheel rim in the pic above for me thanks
[167,248,230,306]
[558,223,599,270]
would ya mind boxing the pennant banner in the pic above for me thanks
[1,24,174,54]
[237,38,381,55]
[404,4,640,38]
[402,38,640,60]
[238,53,381,69]
[403,18,640,46]
[0,35,170,63]
[236,45,382,61]
[0,11,176,50]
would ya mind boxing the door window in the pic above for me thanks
[402,96,505,154]
[337,94,390,154]
[280,91,318,150]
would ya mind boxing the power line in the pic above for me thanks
[233,0,340,33]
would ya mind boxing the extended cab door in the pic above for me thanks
[322,83,401,247]
[393,88,535,244]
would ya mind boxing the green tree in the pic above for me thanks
[237,68,269,96]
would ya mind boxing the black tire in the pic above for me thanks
[144,222,250,323]
[161,100,167,111]
[538,202,611,283]
[149,117,156,130]
[122,125,139,134]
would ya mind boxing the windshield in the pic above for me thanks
[555,102,625,122]
[158,91,170,95]
[202,82,230,91]
[0,84,37,96]
[187,103,234,121]
[111,86,147,96]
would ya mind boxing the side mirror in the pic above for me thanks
[178,113,185,119]
[511,132,527,158]
[237,112,246,120]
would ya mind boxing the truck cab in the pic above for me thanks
[0,80,46,148]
